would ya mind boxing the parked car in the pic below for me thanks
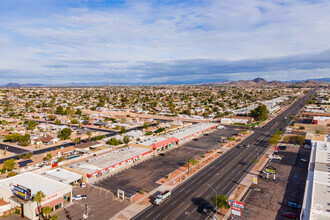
[278,145,287,150]
[202,204,213,215]
[282,212,297,219]
[159,153,165,156]
[72,195,87,201]
[287,202,301,210]
[80,183,86,188]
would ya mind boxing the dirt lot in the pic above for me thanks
[94,127,241,197]
[240,144,310,220]
[54,184,130,220]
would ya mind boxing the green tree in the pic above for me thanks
[55,119,61,125]
[212,194,230,210]
[45,153,52,160]
[7,171,18,178]
[250,104,268,121]
[55,106,64,115]
[74,138,79,145]
[86,131,92,142]
[3,158,15,171]
[120,126,127,134]
[188,159,199,165]
[50,214,59,220]
[123,136,130,146]
[43,206,53,219]
[75,108,82,116]
[26,120,37,130]
[48,115,57,121]
[107,138,120,146]
[24,153,32,159]
[19,134,31,146]
[34,191,45,219]
[59,128,72,140]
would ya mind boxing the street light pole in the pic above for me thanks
[207,184,217,214]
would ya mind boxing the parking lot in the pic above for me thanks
[94,127,240,197]
[55,185,130,220]
[240,144,310,220]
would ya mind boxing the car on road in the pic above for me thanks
[237,145,244,149]
[243,144,249,148]
[202,204,214,215]
[282,212,297,219]
[287,202,301,210]
[300,158,308,163]
[72,195,87,201]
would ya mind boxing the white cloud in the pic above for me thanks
[0,0,329,83]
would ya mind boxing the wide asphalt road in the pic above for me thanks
[133,89,315,220]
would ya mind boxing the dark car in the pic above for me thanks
[278,145,287,150]
[159,153,165,156]
[202,204,213,215]
[287,202,301,210]
[282,212,297,219]
[237,145,244,149]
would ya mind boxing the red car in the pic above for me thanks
[282,212,297,219]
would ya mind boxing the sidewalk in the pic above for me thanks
[219,147,274,220]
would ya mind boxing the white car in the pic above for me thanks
[80,183,86,188]
[272,155,282,160]
[72,195,87,201]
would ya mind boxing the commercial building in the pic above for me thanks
[41,168,82,185]
[0,172,72,220]
[301,134,330,220]
[166,123,218,144]
[68,145,152,182]
[221,116,253,125]
[136,136,178,154]
[312,116,330,126]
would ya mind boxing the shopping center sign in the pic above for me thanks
[229,200,244,209]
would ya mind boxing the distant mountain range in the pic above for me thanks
[1,77,329,87]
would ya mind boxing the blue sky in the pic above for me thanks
[0,0,329,84]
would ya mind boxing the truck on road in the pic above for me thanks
[154,190,171,205]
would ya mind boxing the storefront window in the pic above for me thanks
[55,203,62,210]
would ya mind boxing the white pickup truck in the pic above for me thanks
[72,194,87,201]
[154,190,171,205]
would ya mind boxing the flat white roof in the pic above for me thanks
[42,168,82,184]
[71,146,150,175]
[302,135,330,220]
[166,123,217,140]
[136,136,168,146]
[0,172,70,197]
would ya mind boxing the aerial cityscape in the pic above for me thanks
[0,1,329,220]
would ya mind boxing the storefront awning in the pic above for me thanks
[35,197,64,214]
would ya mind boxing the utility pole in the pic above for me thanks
[83,204,88,219]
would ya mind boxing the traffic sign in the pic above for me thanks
[231,206,242,216]
[229,200,244,208]
[253,177,258,184]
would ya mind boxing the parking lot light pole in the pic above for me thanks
[207,184,217,213]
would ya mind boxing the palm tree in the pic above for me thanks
[34,191,45,219]
[86,131,92,142]
[43,206,53,220]
[74,138,79,146]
